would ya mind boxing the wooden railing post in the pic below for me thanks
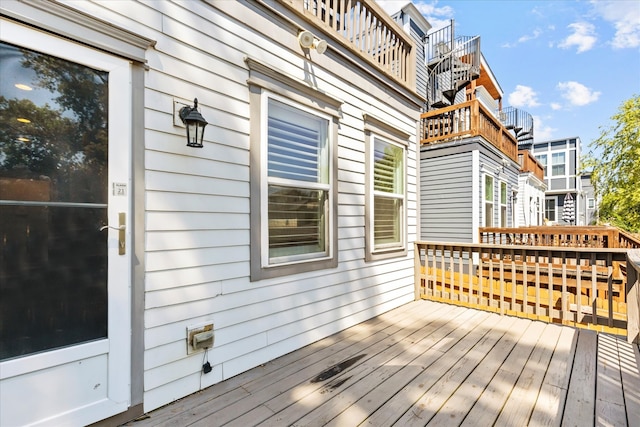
[627,249,640,343]
[414,242,423,301]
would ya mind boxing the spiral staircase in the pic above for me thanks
[426,20,480,109]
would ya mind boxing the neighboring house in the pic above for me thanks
[0,1,423,425]
[516,150,547,227]
[522,137,582,225]
[388,12,539,243]
[579,171,598,225]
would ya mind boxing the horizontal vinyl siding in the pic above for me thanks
[67,0,421,413]
[420,150,473,242]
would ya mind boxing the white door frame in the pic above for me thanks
[0,19,132,427]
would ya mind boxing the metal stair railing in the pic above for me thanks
[425,21,480,110]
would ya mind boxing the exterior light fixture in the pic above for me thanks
[298,30,328,54]
[313,38,328,54]
[179,98,208,148]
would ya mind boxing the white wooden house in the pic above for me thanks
[0,1,423,425]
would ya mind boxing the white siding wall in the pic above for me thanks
[517,175,546,227]
[64,0,419,412]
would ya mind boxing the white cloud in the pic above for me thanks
[556,81,601,106]
[590,0,640,49]
[533,115,555,141]
[518,28,543,44]
[551,103,562,110]
[508,85,541,108]
[558,22,597,53]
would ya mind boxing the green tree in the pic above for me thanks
[583,94,640,232]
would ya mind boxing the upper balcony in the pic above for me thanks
[281,0,416,92]
[519,150,545,182]
[420,99,519,162]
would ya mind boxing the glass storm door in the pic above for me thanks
[0,20,131,426]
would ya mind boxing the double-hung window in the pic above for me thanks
[551,152,565,176]
[372,137,405,251]
[484,174,495,226]
[500,181,507,227]
[246,57,341,280]
[265,98,330,263]
[363,114,409,261]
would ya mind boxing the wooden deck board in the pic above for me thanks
[124,301,639,427]
[621,342,640,426]
[596,333,627,426]
[528,326,578,427]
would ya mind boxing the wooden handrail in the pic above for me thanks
[618,230,640,249]
[414,242,632,339]
[479,226,640,249]
[518,150,544,182]
[420,99,518,162]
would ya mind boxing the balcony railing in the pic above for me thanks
[518,150,544,182]
[282,0,415,90]
[414,242,640,343]
[478,226,640,249]
[419,99,518,162]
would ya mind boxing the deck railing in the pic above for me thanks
[282,0,415,90]
[419,99,518,162]
[479,226,640,249]
[627,250,640,343]
[518,150,544,182]
[414,242,637,341]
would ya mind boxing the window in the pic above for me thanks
[545,198,556,221]
[363,114,409,261]
[500,181,507,227]
[535,154,547,176]
[372,138,405,250]
[484,174,494,226]
[265,99,330,262]
[247,58,341,280]
[588,198,595,209]
[551,152,565,176]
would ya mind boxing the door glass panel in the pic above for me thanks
[0,42,108,360]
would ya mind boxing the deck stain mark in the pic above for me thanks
[311,354,366,383]
[320,376,352,394]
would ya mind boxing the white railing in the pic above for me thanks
[282,0,415,89]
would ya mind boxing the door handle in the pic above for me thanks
[99,212,126,255]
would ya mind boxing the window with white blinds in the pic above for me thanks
[372,138,404,249]
[266,99,330,263]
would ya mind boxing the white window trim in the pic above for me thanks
[259,93,333,268]
[499,181,507,227]
[483,174,495,227]
[369,136,406,253]
[363,114,409,262]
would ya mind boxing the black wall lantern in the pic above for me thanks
[179,98,208,148]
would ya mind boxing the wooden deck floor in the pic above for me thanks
[125,301,640,426]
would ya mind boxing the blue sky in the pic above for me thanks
[378,0,640,154]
